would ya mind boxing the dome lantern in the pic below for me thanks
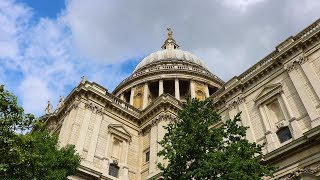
[161,27,179,50]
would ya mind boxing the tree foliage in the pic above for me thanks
[0,85,81,179]
[158,99,274,179]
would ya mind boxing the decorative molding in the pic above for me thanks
[286,62,296,73]
[284,164,320,179]
[226,101,237,110]
[298,54,309,65]
[275,120,286,129]
[150,113,176,127]
[85,101,104,115]
[253,83,283,105]
[108,124,132,142]
[85,102,95,111]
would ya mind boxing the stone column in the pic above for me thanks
[238,99,256,142]
[120,94,124,101]
[130,88,134,106]
[143,83,149,109]
[258,106,271,132]
[87,113,103,162]
[190,80,195,99]
[159,80,164,96]
[259,105,277,152]
[175,78,180,100]
[205,84,210,98]
[299,57,320,100]
[279,93,303,139]
[286,63,320,128]
[149,122,158,175]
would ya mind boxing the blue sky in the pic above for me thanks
[0,0,320,116]
[17,0,65,19]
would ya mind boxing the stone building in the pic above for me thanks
[43,19,320,179]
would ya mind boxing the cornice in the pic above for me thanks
[43,81,142,130]
[283,163,320,179]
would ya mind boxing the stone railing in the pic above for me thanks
[106,93,141,117]
[82,81,141,117]
[295,19,320,40]
[115,62,223,92]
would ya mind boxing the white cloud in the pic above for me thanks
[63,0,320,80]
[19,76,53,114]
[219,0,266,12]
[0,0,128,115]
[1,0,320,116]
[0,0,31,59]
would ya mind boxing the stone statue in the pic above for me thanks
[81,75,86,84]
[57,96,65,109]
[45,100,53,114]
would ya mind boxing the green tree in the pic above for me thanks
[0,85,81,179]
[158,99,274,180]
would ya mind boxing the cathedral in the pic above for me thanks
[43,19,320,179]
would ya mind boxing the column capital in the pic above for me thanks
[298,54,309,65]
[285,62,296,72]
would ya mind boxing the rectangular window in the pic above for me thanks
[277,126,292,143]
[145,151,150,162]
[109,163,119,178]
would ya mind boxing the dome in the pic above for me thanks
[134,49,208,72]
[113,28,224,100]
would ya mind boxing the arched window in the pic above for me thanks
[109,163,119,178]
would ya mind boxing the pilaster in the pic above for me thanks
[237,97,256,142]
[76,103,93,154]
[286,62,320,128]
[87,112,103,162]
[299,56,320,101]
[147,121,158,178]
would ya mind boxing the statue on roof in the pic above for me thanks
[57,96,65,109]
[81,75,86,84]
[45,100,53,114]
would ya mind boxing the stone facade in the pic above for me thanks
[42,19,320,179]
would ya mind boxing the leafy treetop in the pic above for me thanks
[0,85,81,179]
[158,98,274,180]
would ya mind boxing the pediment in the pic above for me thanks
[108,124,132,141]
[142,94,182,116]
[254,83,282,105]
